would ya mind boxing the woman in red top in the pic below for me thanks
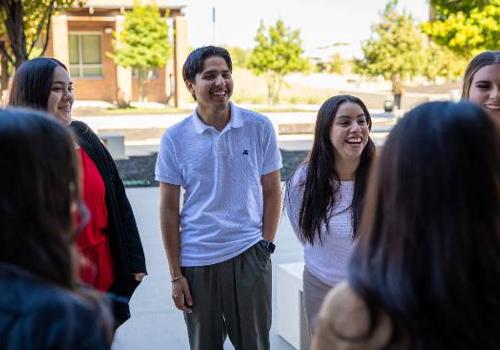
[9,57,147,327]
[78,147,114,291]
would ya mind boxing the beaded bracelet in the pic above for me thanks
[171,275,184,283]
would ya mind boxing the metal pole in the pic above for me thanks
[212,7,216,44]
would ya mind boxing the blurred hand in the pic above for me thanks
[172,277,193,313]
[133,272,146,282]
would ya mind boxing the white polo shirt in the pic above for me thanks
[155,103,282,267]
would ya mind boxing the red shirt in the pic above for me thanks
[76,148,114,291]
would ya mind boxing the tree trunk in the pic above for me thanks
[2,0,28,67]
[266,74,274,105]
[138,69,149,102]
[0,0,56,68]
[0,41,10,90]
[266,73,283,105]
[273,76,283,105]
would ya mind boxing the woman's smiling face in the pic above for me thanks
[330,101,370,162]
[47,66,74,126]
[468,63,500,122]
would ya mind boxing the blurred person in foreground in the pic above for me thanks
[0,108,113,349]
[461,50,500,127]
[8,57,147,327]
[312,101,500,350]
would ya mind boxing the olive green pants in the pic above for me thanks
[182,241,272,350]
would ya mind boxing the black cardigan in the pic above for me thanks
[71,120,146,327]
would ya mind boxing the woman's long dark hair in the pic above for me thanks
[288,95,375,244]
[0,108,80,289]
[348,101,500,349]
[8,57,67,110]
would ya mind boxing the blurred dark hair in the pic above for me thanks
[8,57,67,110]
[349,101,500,349]
[287,95,376,244]
[182,45,232,83]
[0,108,80,289]
[461,50,500,99]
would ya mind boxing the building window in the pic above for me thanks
[69,33,103,78]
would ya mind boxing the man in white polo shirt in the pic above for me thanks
[155,46,282,350]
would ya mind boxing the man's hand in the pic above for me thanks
[133,273,146,282]
[171,277,193,313]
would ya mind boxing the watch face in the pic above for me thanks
[266,241,276,253]
[261,240,275,253]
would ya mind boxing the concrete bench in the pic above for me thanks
[99,133,126,160]
[277,262,310,350]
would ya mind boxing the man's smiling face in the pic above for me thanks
[186,56,234,116]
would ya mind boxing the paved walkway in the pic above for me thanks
[112,187,304,350]
[102,110,394,348]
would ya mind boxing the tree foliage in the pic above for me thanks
[422,0,500,57]
[329,53,346,74]
[248,19,309,105]
[355,1,426,89]
[110,0,171,102]
[226,46,250,68]
[423,41,468,81]
[0,0,78,68]
[430,0,490,15]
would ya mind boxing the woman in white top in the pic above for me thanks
[284,95,375,333]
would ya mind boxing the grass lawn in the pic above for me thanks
[232,68,340,105]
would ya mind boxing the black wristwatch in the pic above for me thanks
[261,240,276,254]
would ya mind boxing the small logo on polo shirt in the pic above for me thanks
[242,149,249,155]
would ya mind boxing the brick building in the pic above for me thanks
[45,0,190,107]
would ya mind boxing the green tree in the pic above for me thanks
[423,41,468,81]
[0,0,78,68]
[248,19,309,105]
[110,1,171,102]
[422,0,500,57]
[329,53,346,74]
[226,46,250,68]
[355,1,426,92]
[430,0,489,14]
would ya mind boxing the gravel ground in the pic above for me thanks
[116,149,309,187]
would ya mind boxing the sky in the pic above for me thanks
[180,0,430,59]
